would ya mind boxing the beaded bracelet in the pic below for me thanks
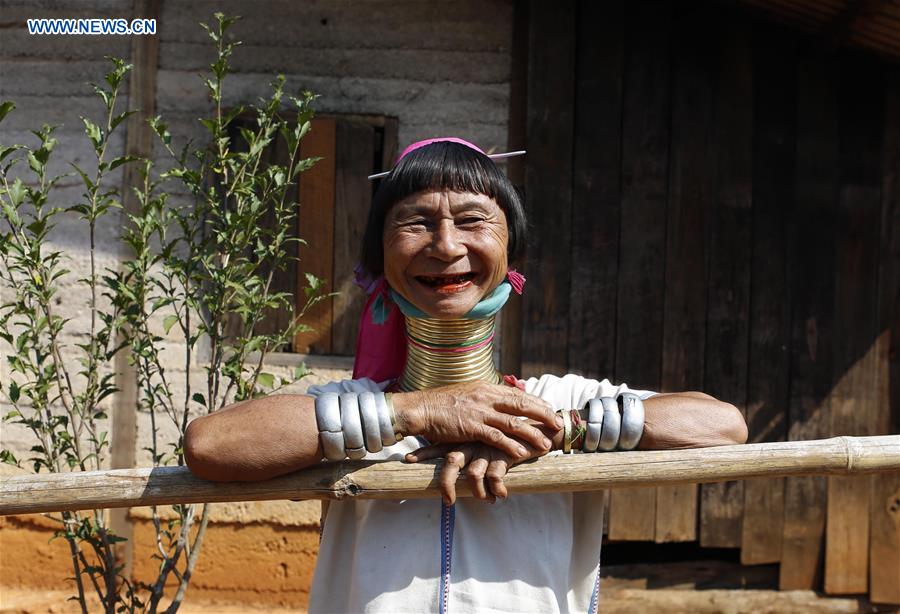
[559,408,572,454]
[569,409,586,451]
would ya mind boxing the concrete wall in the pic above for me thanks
[0,0,514,601]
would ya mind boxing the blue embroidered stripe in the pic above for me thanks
[588,549,602,614]
[439,502,456,614]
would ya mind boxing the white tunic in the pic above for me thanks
[306,373,657,614]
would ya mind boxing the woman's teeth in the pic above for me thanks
[417,273,475,287]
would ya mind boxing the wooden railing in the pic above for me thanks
[1,435,897,515]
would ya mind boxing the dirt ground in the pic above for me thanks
[1,586,894,614]
[3,514,896,613]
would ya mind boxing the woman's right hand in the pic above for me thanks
[390,381,562,458]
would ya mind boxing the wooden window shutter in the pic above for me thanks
[293,116,398,355]
[226,114,397,355]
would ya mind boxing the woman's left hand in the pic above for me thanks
[405,441,546,505]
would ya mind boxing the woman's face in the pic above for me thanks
[383,189,509,319]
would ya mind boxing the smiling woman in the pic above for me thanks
[183,138,747,613]
[383,190,509,318]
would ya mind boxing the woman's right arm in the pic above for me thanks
[184,394,322,482]
[184,381,561,482]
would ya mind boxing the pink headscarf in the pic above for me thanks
[351,138,524,384]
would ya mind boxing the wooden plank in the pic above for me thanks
[869,68,900,606]
[4,436,899,515]
[741,24,796,566]
[869,332,900,604]
[521,0,576,378]
[608,0,670,543]
[110,0,161,580]
[655,5,715,546]
[566,0,622,542]
[824,55,885,596]
[331,120,375,355]
[380,117,399,174]
[700,16,753,550]
[294,118,336,354]
[499,0,529,378]
[779,54,839,592]
[567,0,622,380]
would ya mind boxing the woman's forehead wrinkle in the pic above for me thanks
[452,199,496,213]
[393,193,496,217]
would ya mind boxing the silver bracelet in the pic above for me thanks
[597,396,620,451]
[314,393,346,461]
[583,398,603,452]
[358,391,383,454]
[340,393,367,459]
[617,392,644,450]
[374,392,397,446]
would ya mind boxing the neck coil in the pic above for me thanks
[398,315,501,391]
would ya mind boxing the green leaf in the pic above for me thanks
[148,116,171,145]
[27,151,42,174]
[0,449,18,466]
[191,392,206,408]
[81,117,102,149]
[0,144,21,162]
[256,372,275,389]
[110,110,136,132]
[7,177,25,206]
[0,101,15,124]
[162,314,179,334]
[107,155,139,171]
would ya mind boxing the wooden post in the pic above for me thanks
[499,0,528,378]
[700,16,754,550]
[611,0,670,543]
[653,5,716,545]
[824,55,884,596]
[741,24,796,566]
[869,67,900,607]
[110,0,160,581]
[331,120,374,355]
[1,437,897,516]
[521,0,576,378]
[780,55,839,592]
[294,118,336,353]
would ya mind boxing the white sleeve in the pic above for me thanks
[305,377,390,397]
[522,373,658,410]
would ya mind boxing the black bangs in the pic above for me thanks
[387,141,505,200]
[360,141,527,277]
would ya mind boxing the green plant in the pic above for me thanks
[0,13,326,613]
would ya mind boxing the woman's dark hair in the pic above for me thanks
[359,141,527,277]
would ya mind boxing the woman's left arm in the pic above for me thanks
[638,391,748,449]
[408,390,747,504]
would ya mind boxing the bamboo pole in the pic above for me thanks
[1,435,897,516]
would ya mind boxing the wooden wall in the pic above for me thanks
[519,0,899,603]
